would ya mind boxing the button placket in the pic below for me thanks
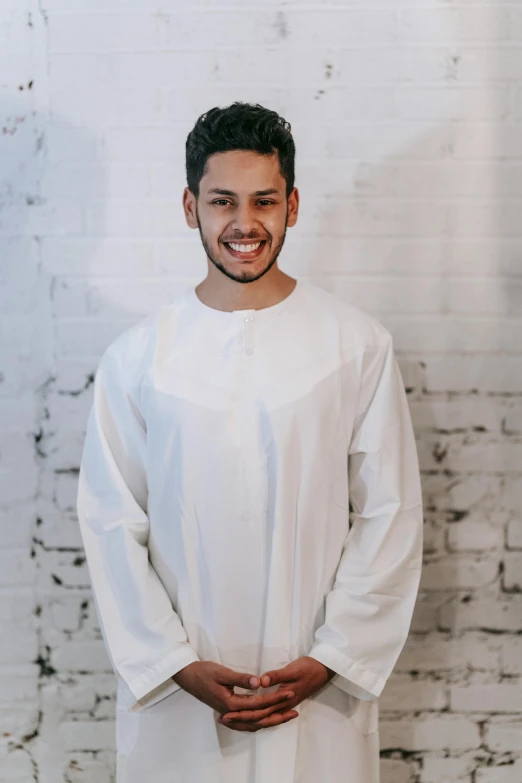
[244,314,255,354]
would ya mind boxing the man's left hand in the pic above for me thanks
[217,656,335,731]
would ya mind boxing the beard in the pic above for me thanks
[195,204,288,284]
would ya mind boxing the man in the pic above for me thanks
[77,102,424,783]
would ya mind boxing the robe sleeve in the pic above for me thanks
[76,345,200,713]
[307,331,423,701]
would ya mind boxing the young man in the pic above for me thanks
[77,102,424,783]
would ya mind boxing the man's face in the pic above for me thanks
[183,150,298,284]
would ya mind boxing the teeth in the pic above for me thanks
[228,242,262,252]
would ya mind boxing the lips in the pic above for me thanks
[222,240,267,261]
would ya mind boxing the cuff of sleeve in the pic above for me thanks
[126,645,201,712]
[307,642,385,701]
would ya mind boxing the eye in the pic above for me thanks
[211,199,275,206]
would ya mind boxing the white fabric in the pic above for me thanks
[76,278,423,783]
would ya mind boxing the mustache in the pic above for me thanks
[221,238,268,243]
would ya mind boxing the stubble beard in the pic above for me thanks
[195,203,288,284]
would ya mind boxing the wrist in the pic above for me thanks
[324,665,335,681]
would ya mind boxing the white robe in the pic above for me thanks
[76,278,423,783]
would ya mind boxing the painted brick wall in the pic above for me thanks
[1,1,521,781]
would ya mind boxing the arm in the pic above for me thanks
[76,346,199,712]
[307,332,423,701]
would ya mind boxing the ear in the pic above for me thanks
[182,187,199,229]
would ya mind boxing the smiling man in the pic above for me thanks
[77,102,424,783]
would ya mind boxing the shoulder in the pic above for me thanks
[298,279,393,353]
[97,289,190,380]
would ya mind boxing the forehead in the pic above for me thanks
[202,150,284,192]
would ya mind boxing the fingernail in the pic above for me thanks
[286,693,294,699]
[250,677,258,688]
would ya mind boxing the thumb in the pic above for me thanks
[259,667,286,688]
[219,666,260,689]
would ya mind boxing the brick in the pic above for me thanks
[420,556,499,591]
[63,756,112,783]
[485,720,522,752]
[421,754,477,782]
[0,666,38,704]
[448,203,522,238]
[399,9,511,43]
[500,636,522,675]
[52,278,179,320]
[48,12,160,53]
[450,684,522,713]
[0,748,36,782]
[410,597,439,633]
[445,476,501,513]
[53,641,112,674]
[0,704,39,737]
[381,675,448,712]
[447,521,504,553]
[0,623,38,665]
[381,758,416,783]
[440,596,522,633]
[424,356,522,394]
[50,87,163,128]
[380,716,481,751]
[396,634,501,673]
[476,760,522,783]
[60,719,115,751]
[0,395,37,432]
[385,316,522,354]
[0,504,34,549]
[396,87,509,121]
[58,680,97,713]
[0,551,36,588]
[50,598,83,633]
[55,319,135,359]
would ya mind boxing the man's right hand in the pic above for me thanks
[172,661,297,730]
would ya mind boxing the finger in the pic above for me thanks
[217,668,259,690]
[259,667,298,688]
[228,689,295,712]
[256,710,299,728]
[222,693,296,721]
[247,710,299,729]
[217,711,299,732]
[222,700,295,722]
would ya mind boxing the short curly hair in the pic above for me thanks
[185,101,296,200]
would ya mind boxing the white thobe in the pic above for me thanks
[76,278,424,783]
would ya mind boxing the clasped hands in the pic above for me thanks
[173,656,335,733]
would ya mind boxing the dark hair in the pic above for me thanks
[185,102,296,200]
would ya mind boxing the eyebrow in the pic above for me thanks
[207,188,280,197]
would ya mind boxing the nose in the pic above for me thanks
[230,201,259,235]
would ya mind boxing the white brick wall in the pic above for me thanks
[1,1,521,781]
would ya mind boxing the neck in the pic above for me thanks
[195,268,297,313]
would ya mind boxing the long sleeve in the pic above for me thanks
[307,331,423,701]
[76,345,200,713]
